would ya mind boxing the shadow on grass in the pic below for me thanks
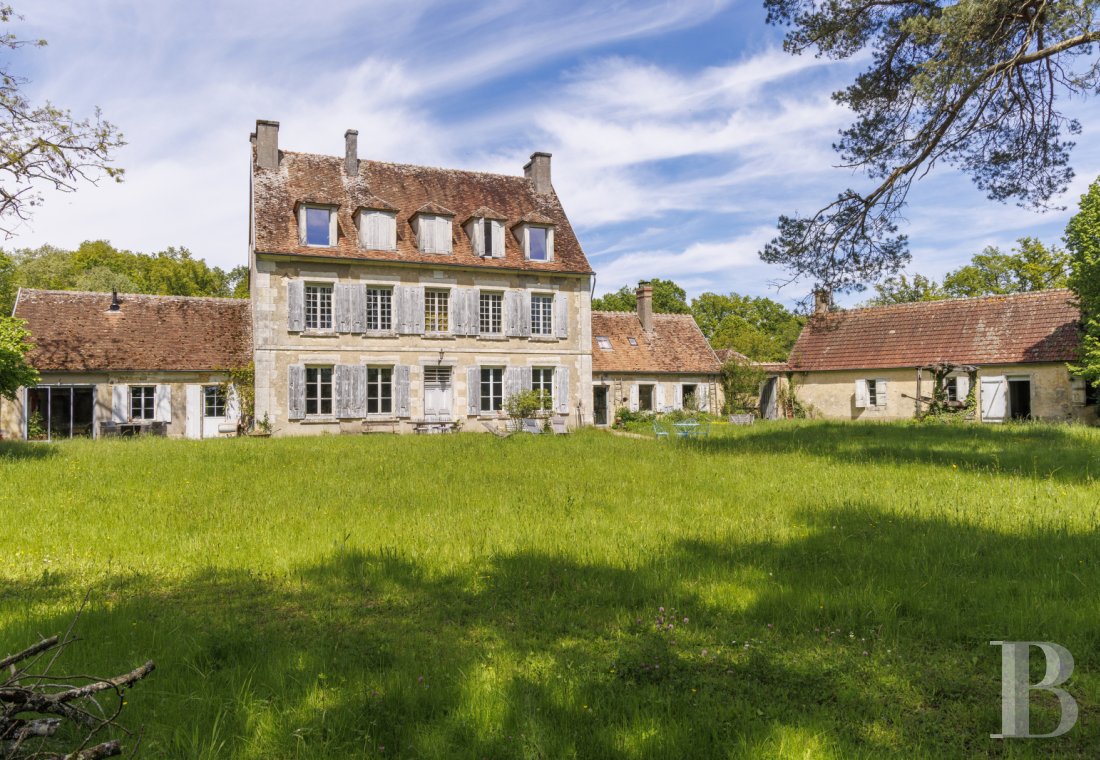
[693,421,1100,484]
[5,505,1100,757]
[0,440,57,461]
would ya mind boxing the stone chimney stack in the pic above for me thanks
[524,152,552,194]
[636,283,654,334]
[344,129,359,176]
[813,287,832,317]
[255,119,280,171]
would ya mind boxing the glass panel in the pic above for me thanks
[528,227,547,260]
[26,388,49,440]
[72,387,94,438]
[305,207,331,246]
[49,387,73,440]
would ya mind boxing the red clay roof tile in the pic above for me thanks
[592,311,722,374]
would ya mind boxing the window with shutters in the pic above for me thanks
[532,368,554,411]
[367,367,392,415]
[530,294,553,336]
[480,292,503,334]
[203,386,226,417]
[944,377,959,402]
[867,379,881,407]
[130,386,155,420]
[304,284,333,331]
[301,205,335,247]
[366,287,393,331]
[425,289,449,333]
[480,367,503,412]
[305,367,333,417]
[359,209,397,250]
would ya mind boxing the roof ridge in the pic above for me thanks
[282,151,531,184]
[20,288,249,304]
[842,288,1074,316]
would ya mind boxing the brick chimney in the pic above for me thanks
[255,119,280,171]
[813,287,832,317]
[524,152,552,194]
[344,129,359,176]
[636,283,654,334]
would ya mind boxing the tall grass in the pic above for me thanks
[1,422,1099,758]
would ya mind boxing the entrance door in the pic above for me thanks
[423,367,453,421]
[593,386,608,426]
[25,386,95,440]
[980,376,1007,423]
[1008,378,1032,420]
[759,377,778,419]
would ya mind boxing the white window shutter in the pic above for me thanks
[656,383,666,412]
[854,379,869,408]
[185,384,202,439]
[288,365,305,420]
[521,291,532,337]
[504,367,521,400]
[449,287,462,335]
[674,384,683,410]
[351,365,367,417]
[410,287,425,334]
[112,385,128,422]
[349,284,366,334]
[504,291,522,337]
[629,384,639,412]
[394,365,411,417]
[287,279,305,332]
[876,379,888,408]
[698,384,710,411]
[361,210,396,250]
[555,293,568,339]
[491,221,505,258]
[467,220,483,257]
[155,385,172,422]
[955,374,971,400]
[520,366,533,392]
[467,367,480,415]
[334,284,350,333]
[297,206,307,246]
[226,385,241,423]
[333,365,349,418]
[554,366,570,414]
[468,289,480,336]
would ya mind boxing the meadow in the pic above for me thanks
[2,421,1100,758]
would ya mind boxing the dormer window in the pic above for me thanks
[299,204,337,247]
[463,208,506,258]
[526,226,551,261]
[358,209,397,251]
[411,203,455,254]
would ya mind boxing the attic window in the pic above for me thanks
[300,205,336,247]
[526,226,551,261]
[467,217,504,258]
[596,336,612,350]
[627,337,638,346]
[413,214,453,254]
[359,209,397,251]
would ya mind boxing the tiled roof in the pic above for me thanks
[253,151,593,274]
[592,311,722,374]
[12,289,252,372]
[788,289,1081,371]
[714,348,749,364]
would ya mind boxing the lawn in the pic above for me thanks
[2,421,1100,758]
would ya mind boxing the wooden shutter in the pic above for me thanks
[875,379,888,408]
[410,287,425,334]
[450,287,463,335]
[673,384,683,410]
[287,279,305,332]
[392,285,406,333]
[288,364,305,420]
[334,365,350,418]
[467,367,480,415]
[854,379,869,408]
[226,385,241,424]
[154,385,172,422]
[519,366,533,392]
[980,376,1007,422]
[468,289,481,336]
[362,210,396,250]
[1071,376,1086,406]
[698,383,710,411]
[349,284,366,333]
[185,384,202,439]
[394,365,411,417]
[555,293,568,339]
[521,291,532,337]
[504,290,521,337]
[468,220,484,257]
[554,366,570,414]
[111,385,128,422]
[349,365,367,417]
[334,284,352,333]
[955,374,971,401]
[491,221,505,258]
[504,367,521,401]
[629,384,639,412]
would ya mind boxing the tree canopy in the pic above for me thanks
[760,0,1100,294]
[0,315,35,400]
[1066,177,1100,386]
[591,278,691,314]
[0,240,248,314]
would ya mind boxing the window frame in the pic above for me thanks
[867,380,880,407]
[532,368,554,411]
[130,385,155,421]
[304,283,334,332]
[366,366,393,416]
[424,288,450,333]
[524,225,553,262]
[300,204,337,248]
[305,366,334,418]
[365,287,393,332]
[596,336,612,350]
[530,293,554,336]
[638,384,654,412]
[479,291,503,335]
[480,367,504,413]
[203,385,226,418]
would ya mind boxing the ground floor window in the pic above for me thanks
[367,367,392,415]
[944,377,959,402]
[638,384,654,412]
[130,386,155,420]
[532,368,554,410]
[203,385,226,417]
[682,384,698,409]
[867,380,881,407]
[481,367,503,412]
[305,367,333,417]
[26,386,95,440]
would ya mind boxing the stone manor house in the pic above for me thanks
[0,120,723,439]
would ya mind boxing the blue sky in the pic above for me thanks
[10,1,1100,307]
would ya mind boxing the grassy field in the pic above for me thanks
[2,421,1100,758]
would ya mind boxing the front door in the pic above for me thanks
[423,367,453,421]
[759,377,778,419]
[593,386,608,426]
[980,376,1007,423]
[1008,378,1032,420]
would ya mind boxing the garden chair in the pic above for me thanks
[550,419,569,435]
[652,420,669,440]
[482,421,512,438]
[521,418,543,434]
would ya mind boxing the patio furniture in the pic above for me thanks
[728,413,755,426]
[413,420,457,434]
[520,418,543,434]
[672,421,700,439]
[550,419,569,435]
[482,421,512,438]
[652,420,669,440]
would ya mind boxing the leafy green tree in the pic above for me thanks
[692,292,803,362]
[867,274,943,306]
[0,316,36,399]
[0,5,124,235]
[592,278,690,314]
[0,249,14,315]
[760,0,1100,293]
[1065,177,1100,387]
[942,238,1070,297]
[227,265,250,298]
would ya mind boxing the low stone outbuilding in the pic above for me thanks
[591,285,722,425]
[0,289,252,440]
[781,289,1097,423]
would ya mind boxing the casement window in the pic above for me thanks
[468,218,504,258]
[945,377,959,402]
[480,291,503,334]
[532,368,554,410]
[359,209,397,250]
[305,367,334,417]
[300,205,336,247]
[130,386,155,420]
[203,386,226,417]
[424,289,450,333]
[638,384,654,412]
[304,284,333,331]
[856,378,888,409]
[367,367,393,415]
[530,294,553,336]
[366,287,393,331]
[596,336,612,350]
[480,368,504,413]
[525,226,552,261]
[682,384,698,409]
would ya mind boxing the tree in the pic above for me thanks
[0,5,124,236]
[867,273,943,306]
[0,314,36,399]
[692,292,804,362]
[592,278,690,314]
[942,238,1070,296]
[760,0,1100,294]
[1065,177,1100,386]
